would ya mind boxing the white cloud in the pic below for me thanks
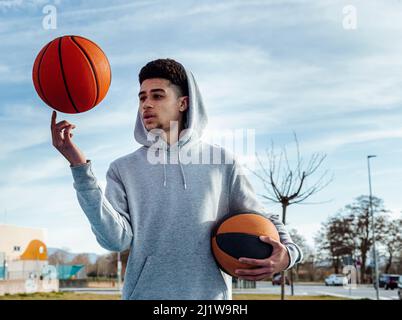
[0,92,136,156]
[2,156,68,184]
[299,128,402,155]
[0,63,28,83]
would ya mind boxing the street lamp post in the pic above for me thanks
[4,261,8,280]
[367,155,379,300]
[117,252,122,292]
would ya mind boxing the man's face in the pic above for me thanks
[138,78,188,132]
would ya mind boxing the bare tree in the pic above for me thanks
[249,134,332,300]
[286,229,317,283]
[48,249,69,265]
[91,255,111,279]
[377,216,402,274]
[315,214,355,274]
[288,228,314,293]
[317,196,388,284]
[288,228,308,278]
[71,254,91,276]
[302,249,317,282]
[71,254,90,265]
[345,195,387,283]
[107,250,130,280]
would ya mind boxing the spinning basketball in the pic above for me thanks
[211,212,280,277]
[32,35,111,114]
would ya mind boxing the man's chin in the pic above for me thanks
[144,122,154,129]
[145,123,161,131]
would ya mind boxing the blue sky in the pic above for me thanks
[1,0,402,255]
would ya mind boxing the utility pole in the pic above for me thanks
[117,252,122,292]
[367,155,379,300]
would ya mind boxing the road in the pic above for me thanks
[61,287,122,295]
[61,283,400,300]
[233,282,400,300]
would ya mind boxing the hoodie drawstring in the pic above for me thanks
[178,144,187,190]
[162,145,167,187]
[161,143,187,190]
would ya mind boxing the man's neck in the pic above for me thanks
[163,121,184,146]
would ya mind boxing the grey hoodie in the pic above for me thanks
[70,67,303,300]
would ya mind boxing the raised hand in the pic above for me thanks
[50,111,87,166]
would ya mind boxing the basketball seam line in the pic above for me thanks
[58,37,80,113]
[211,212,270,236]
[216,232,268,237]
[36,42,52,107]
[74,35,111,89]
[70,36,99,106]
[211,240,233,277]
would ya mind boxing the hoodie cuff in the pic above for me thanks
[284,242,303,271]
[70,160,98,190]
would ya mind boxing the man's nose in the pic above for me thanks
[142,99,154,110]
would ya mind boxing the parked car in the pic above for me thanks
[272,273,290,286]
[377,274,400,290]
[324,274,348,286]
[398,276,402,300]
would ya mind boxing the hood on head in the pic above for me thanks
[134,67,208,150]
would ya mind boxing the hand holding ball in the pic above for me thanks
[211,213,281,278]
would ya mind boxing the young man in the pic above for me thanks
[51,59,303,300]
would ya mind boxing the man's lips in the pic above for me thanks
[143,114,156,122]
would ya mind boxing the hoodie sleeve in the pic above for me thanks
[70,160,133,252]
[228,160,303,270]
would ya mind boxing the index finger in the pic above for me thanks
[260,236,281,249]
[51,111,56,129]
[238,257,269,267]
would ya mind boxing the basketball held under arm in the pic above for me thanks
[228,160,303,269]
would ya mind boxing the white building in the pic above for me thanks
[0,224,49,280]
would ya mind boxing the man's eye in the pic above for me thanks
[154,94,163,99]
[140,97,145,102]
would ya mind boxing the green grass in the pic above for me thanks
[233,294,353,300]
[0,291,122,300]
[0,292,353,300]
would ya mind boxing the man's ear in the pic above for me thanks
[179,96,189,112]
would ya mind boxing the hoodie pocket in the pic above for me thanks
[127,256,149,299]
[129,253,228,300]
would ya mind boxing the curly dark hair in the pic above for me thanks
[138,58,189,97]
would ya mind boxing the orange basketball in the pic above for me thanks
[32,35,111,113]
[211,212,280,277]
